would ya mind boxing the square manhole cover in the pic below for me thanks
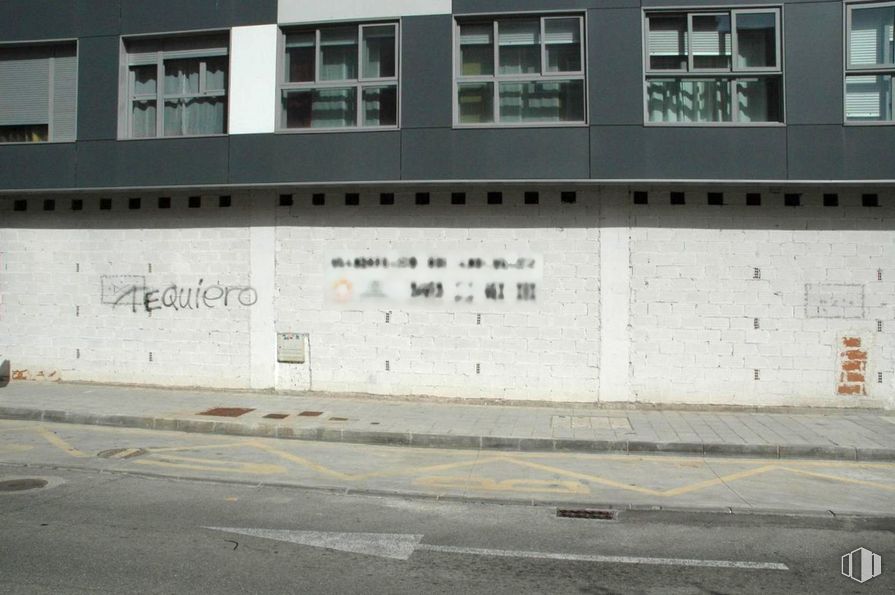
[198,407,255,418]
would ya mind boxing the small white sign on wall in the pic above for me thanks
[325,252,543,310]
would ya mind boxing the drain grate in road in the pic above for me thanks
[0,479,48,492]
[556,509,618,521]
[264,413,290,420]
[298,411,323,417]
[329,417,349,422]
[97,448,148,460]
[199,407,255,418]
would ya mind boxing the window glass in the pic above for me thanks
[205,57,227,92]
[164,98,224,136]
[499,79,584,122]
[692,14,732,70]
[164,59,200,95]
[284,88,358,128]
[544,18,581,73]
[850,6,895,67]
[0,125,48,143]
[648,78,732,122]
[459,23,494,76]
[736,12,777,68]
[131,65,157,96]
[131,101,157,137]
[736,77,782,122]
[498,20,541,75]
[458,82,494,123]
[320,27,358,81]
[648,15,689,70]
[362,26,396,79]
[285,32,315,83]
[846,74,894,120]
[363,85,397,126]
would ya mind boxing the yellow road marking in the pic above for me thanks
[778,466,895,493]
[355,456,511,481]
[134,456,286,475]
[415,476,589,495]
[37,427,88,458]
[505,457,663,496]
[0,444,34,454]
[662,465,780,497]
[146,442,253,454]
[246,441,355,480]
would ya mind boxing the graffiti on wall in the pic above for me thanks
[102,276,258,314]
[326,254,543,308]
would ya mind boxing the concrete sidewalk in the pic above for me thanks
[0,381,893,461]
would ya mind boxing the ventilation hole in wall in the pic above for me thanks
[385,360,390,372]
[476,313,482,326]
[75,263,80,273]
[878,269,884,281]
[753,267,761,280]
[100,198,112,210]
[753,318,760,330]
[312,193,325,206]
[148,263,152,273]
[525,191,540,205]
[487,191,503,205]
[784,193,801,207]
[13,199,26,211]
[76,348,80,360]
[561,191,577,204]
[188,196,201,208]
[149,352,153,363]
[380,192,395,206]
[670,192,685,205]
[633,191,648,205]
[823,193,839,207]
[279,194,293,207]
[219,195,231,208]
[43,199,55,211]
[476,363,481,375]
[71,199,83,211]
[707,192,724,206]
[158,196,171,209]
[76,305,80,318]
[862,193,879,208]
[754,369,760,381]
[415,192,430,206]
[746,193,761,206]
[878,320,884,332]
[345,192,360,206]
[451,192,466,205]
[129,198,141,210]
[385,311,391,324]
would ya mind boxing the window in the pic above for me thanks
[644,9,783,124]
[0,42,77,143]
[455,15,586,125]
[846,2,895,122]
[279,23,399,130]
[121,34,229,138]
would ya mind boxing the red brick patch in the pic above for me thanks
[843,337,862,348]
[839,337,867,397]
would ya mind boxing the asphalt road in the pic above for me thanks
[0,467,893,594]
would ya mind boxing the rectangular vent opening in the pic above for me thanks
[823,193,839,207]
[487,191,503,205]
[345,193,360,206]
[129,198,141,210]
[746,193,761,206]
[415,192,430,206]
[707,192,723,206]
[279,194,294,207]
[72,199,83,211]
[784,193,801,207]
[633,191,648,205]
[219,195,231,208]
[862,193,879,208]
[43,199,55,211]
[158,197,171,209]
[188,196,201,208]
[451,192,466,205]
[312,193,325,206]
[561,191,577,204]
[381,192,395,206]
[524,191,539,205]
[670,192,685,205]
[753,267,761,280]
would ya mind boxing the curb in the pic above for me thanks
[2,406,894,462]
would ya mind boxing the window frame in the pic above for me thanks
[118,32,230,140]
[276,21,401,133]
[0,39,79,145]
[844,0,895,125]
[642,6,785,127]
[452,12,589,128]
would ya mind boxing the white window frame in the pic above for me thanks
[643,6,784,126]
[276,22,401,133]
[844,0,895,125]
[119,34,229,140]
[453,13,588,128]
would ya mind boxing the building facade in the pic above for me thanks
[0,0,893,408]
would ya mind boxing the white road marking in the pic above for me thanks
[205,528,789,570]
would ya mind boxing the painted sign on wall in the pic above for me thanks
[325,253,543,309]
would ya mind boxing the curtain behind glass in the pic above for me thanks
[648,79,732,122]
[164,98,224,136]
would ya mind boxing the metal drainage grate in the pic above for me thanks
[0,479,48,492]
[198,407,255,418]
[329,417,349,422]
[97,448,147,460]
[556,509,618,521]
[298,411,323,417]
[263,413,290,420]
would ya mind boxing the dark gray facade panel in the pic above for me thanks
[843,128,895,180]
[77,138,230,188]
[229,134,402,184]
[75,0,122,38]
[591,127,789,180]
[0,144,77,190]
[76,36,120,142]
[402,128,590,180]
[786,126,845,180]
[588,8,643,126]
[0,1,120,40]
[784,2,843,126]
[120,0,277,35]
[401,15,453,129]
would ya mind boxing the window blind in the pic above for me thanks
[0,47,50,126]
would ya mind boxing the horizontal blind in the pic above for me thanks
[544,19,580,44]
[498,21,540,46]
[691,30,730,56]
[0,47,50,126]
[460,24,492,46]
[649,19,688,56]
[846,75,887,117]
[52,44,77,141]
